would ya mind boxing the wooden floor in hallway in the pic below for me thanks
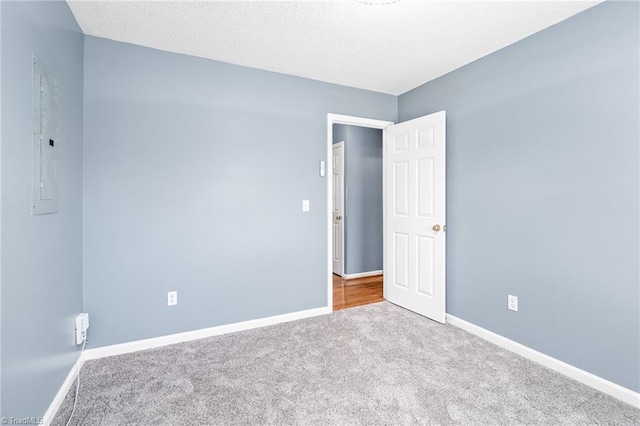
[333,274,384,311]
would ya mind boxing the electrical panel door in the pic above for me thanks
[32,56,59,215]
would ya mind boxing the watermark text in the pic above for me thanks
[1,417,44,425]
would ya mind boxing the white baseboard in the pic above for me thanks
[44,306,330,423]
[446,314,640,408]
[83,306,331,361]
[46,308,636,423]
[343,270,383,279]
[42,353,85,426]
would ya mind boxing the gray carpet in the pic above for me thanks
[52,302,639,425]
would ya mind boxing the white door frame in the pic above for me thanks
[326,113,394,311]
[332,141,345,277]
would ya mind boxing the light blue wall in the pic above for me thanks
[333,125,383,275]
[399,1,639,392]
[1,1,84,418]
[82,36,397,348]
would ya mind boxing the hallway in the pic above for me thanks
[332,274,384,311]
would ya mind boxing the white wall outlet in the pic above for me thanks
[168,291,177,306]
[75,313,89,345]
[508,295,518,312]
[302,200,310,212]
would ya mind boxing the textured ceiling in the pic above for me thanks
[67,0,601,95]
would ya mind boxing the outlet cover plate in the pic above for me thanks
[508,294,518,312]
[168,291,177,306]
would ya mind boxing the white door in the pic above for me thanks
[332,142,345,275]
[384,111,446,323]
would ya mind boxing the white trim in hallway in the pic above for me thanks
[342,270,383,279]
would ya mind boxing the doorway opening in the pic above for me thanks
[326,114,394,311]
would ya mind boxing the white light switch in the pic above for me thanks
[302,200,310,212]
[319,161,326,177]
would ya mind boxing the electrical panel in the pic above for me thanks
[32,56,59,215]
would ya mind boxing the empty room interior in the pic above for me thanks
[1,0,639,424]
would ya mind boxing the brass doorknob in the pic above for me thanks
[432,224,441,232]
[337,216,342,220]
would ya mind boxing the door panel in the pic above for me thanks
[417,158,434,217]
[393,161,409,216]
[332,143,345,275]
[384,111,446,323]
[416,236,434,297]
[393,232,409,289]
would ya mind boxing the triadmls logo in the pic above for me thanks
[1,417,44,425]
